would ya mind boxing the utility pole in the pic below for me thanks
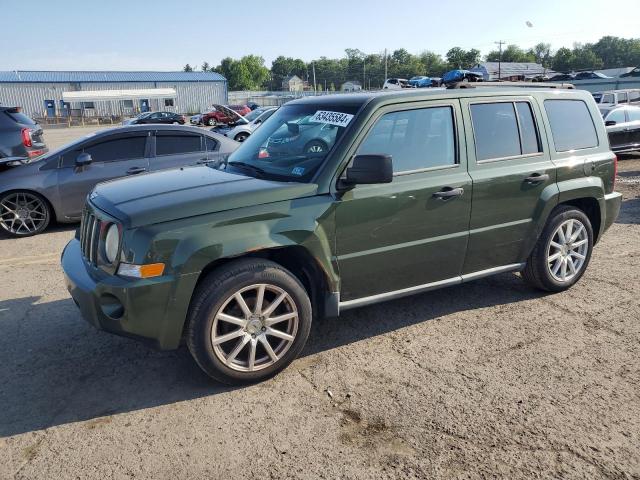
[495,40,505,80]
[363,59,366,90]
[384,48,388,81]
[312,61,317,92]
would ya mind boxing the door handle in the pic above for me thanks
[433,187,464,199]
[524,173,549,184]
[126,166,147,175]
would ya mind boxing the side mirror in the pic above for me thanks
[343,154,393,185]
[287,122,300,135]
[76,152,93,167]
[605,120,617,126]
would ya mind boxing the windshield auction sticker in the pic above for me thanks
[309,110,354,128]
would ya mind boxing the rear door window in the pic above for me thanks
[470,101,541,161]
[156,133,203,156]
[618,92,628,103]
[544,100,598,152]
[84,136,146,163]
[628,109,640,122]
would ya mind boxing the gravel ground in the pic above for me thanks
[0,143,638,479]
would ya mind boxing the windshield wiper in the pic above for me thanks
[227,161,266,178]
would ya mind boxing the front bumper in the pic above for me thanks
[62,239,198,350]
[601,191,623,236]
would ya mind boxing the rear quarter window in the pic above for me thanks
[544,100,598,152]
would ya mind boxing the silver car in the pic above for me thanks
[224,107,278,142]
[0,125,238,237]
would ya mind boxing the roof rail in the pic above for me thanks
[446,81,575,90]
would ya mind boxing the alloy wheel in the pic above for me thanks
[211,283,299,372]
[546,219,589,282]
[0,192,48,235]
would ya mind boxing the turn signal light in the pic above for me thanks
[118,262,165,279]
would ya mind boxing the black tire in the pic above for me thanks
[0,191,51,237]
[234,132,249,142]
[186,259,312,385]
[522,205,594,292]
[304,139,328,154]
[207,118,216,126]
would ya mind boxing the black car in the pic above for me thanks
[0,125,238,237]
[0,106,47,164]
[123,111,186,125]
[549,73,575,81]
[620,67,640,78]
[601,105,640,153]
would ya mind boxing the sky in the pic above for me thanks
[1,0,639,71]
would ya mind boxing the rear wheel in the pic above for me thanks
[234,132,249,142]
[0,191,51,237]
[208,118,216,126]
[186,259,312,385]
[522,206,593,292]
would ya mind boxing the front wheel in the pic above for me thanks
[207,118,216,126]
[0,191,51,237]
[186,259,312,385]
[304,140,328,154]
[522,206,593,292]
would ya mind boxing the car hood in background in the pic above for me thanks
[90,166,318,228]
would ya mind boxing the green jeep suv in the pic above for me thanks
[62,83,622,384]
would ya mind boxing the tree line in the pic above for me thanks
[182,36,640,91]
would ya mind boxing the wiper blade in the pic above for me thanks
[227,161,266,177]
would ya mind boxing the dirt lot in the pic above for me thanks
[0,128,638,479]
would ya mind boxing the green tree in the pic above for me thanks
[571,44,603,70]
[528,43,552,68]
[201,62,210,72]
[270,56,307,90]
[486,44,535,63]
[446,47,480,69]
[183,64,193,72]
[552,47,574,72]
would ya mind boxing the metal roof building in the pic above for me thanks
[470,62,555,81]
[0,71,227,120]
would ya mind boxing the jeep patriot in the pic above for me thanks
[62,83,622,384]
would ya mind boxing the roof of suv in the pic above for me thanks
[288,84,582,109]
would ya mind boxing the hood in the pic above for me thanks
[90,165,318,228]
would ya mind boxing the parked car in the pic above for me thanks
[592,89,640,107]
[408,76,433,88]
[123,111,186,125]
[574,72,612,80]
[222,107,278,142]
[548,73,575,81]
[442,70,483,85]
[601,105,640,153]
[62,85,621,385]
[0,125,238,237]
[382,78,411,90]
[0,106,47,163]
[620,67,640,78]
[196,105,246,127]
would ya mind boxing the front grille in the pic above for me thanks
[80,210,100,265]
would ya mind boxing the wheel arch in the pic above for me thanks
[557,197,602,243]
[0,188,59,223]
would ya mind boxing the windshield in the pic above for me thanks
[244,108,266,122]
[137,112,152,118]
[224,103,360,182]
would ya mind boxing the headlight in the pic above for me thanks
[104,223,120,264]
